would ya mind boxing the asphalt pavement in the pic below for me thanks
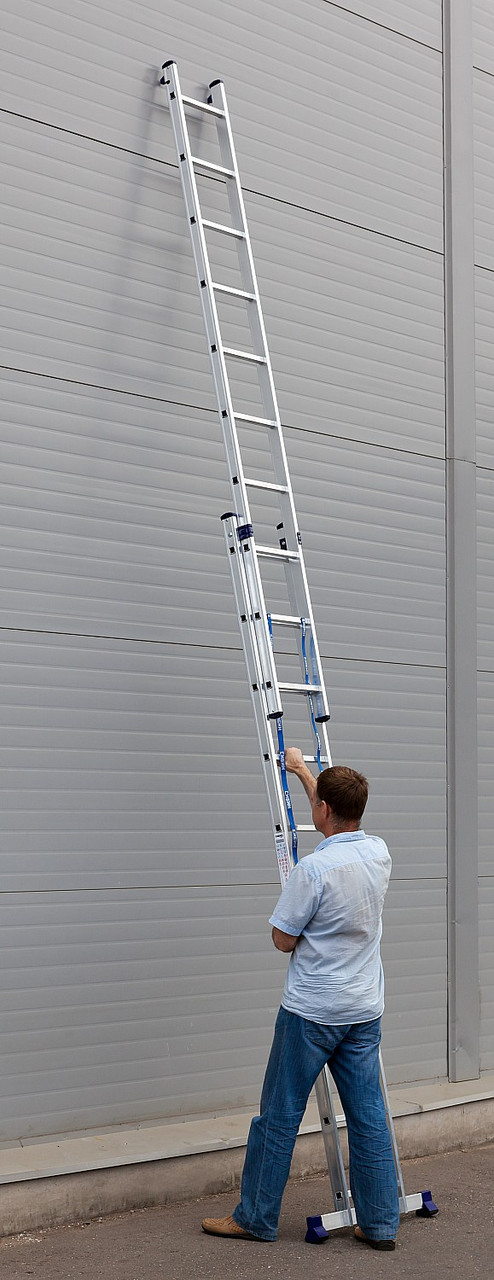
[0,1143,492,1280]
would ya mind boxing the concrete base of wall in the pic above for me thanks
[1,1086,493,1239]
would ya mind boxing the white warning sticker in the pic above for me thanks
[275,833,292,886]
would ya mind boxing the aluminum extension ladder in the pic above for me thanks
[161,60,437,1240]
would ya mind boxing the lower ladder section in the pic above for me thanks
[305,1063,438,1241]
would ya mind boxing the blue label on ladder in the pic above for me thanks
[301,618,323,771]
[268,616,298,863]
[276,717,298,864]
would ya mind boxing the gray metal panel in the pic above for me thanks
[315,659,446,882]
[475,269,494,469]
[0,117,445,458]
[0,372,445,661]
[0,635,445,892]
[479,879,494,1072]
[0,115,215,410]
[474,70,494,270]
[381,879,447,1084]
[0,0,443,248]
[0,370,236,647]
[0,885,286,1140]
[0,632,276,892]
[285,434,445,667]
[0,874,447,1141]
[478,674,494,879]
[252,200,445,457]
[0,0,453,1134]
[331,1,441,49]
[473,2,494,75]
[478,469,494,675]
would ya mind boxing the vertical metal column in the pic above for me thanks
[443,0,480,1082]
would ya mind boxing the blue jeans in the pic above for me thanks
[233,1007,399,1242]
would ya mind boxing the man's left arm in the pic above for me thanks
[269,861,320,953]
[271,925,299,953]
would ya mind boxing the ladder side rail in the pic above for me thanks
[208,81,331,723]
[222,516,294,884]
[209,79,309,538]
[314,1070,354,1221]
[163,64,251,512]
[379,1052,408,1210]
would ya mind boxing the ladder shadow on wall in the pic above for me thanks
[100,67,208,405]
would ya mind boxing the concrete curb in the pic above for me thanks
[0,1095,493,1239]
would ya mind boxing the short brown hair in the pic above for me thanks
[316,765,368,823]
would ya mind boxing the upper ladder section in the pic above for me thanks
[161,61,331,872]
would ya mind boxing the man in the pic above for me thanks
[202,748,399,1249]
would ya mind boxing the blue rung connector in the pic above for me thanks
[237,523,254,542]
[416,1189,439,1217]
[305,1215,329,1243]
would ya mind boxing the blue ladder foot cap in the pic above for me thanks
[416,1190,439,1217]
[305,1215,329,1243]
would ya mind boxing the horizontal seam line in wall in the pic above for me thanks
[0,876,448,894]
[0,627,447,669]
[0,365,446,465]
[0,107,444,258]
[323,0,442,56]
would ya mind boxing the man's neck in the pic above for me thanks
[320,820,360,839]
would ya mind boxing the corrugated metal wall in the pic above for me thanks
[0,0,489,1140]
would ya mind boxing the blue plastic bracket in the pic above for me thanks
[305,1215,330,1244]
[416,1189,439,1217]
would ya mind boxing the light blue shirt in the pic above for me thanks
[269,831,392,1025]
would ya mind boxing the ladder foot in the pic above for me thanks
[305,1216,330,1244]
[416,1190,439,1217]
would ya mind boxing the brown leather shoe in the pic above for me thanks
[355,1225,396,1251]
[201,1214,259,1239]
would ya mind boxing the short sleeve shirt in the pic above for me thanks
[269,831,392,1025]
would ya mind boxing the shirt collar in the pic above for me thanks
[315,830,366,852]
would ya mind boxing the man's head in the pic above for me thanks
[312,765,368,835]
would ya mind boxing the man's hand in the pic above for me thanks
[282,746,318,804]
[284,747,305,775]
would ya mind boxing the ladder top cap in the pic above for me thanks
[209,78,224,88]
[221,511,238,521]
[161,59,176,70]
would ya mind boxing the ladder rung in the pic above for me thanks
[257,544,300,561]
[269,613,303,625]
[244,478,289,494]
[223,347,267,365]
[234,412,277,427]
[297,824,317,832]
[191,156,235,178]
[212,282,256,302]
[182,94,225,118]
[275,754,328,765]
[202,220,246,239]
[279,681,322,694]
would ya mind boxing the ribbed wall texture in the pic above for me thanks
[0,0,490,1140]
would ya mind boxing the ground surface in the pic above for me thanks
[0,1144,492,1279]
